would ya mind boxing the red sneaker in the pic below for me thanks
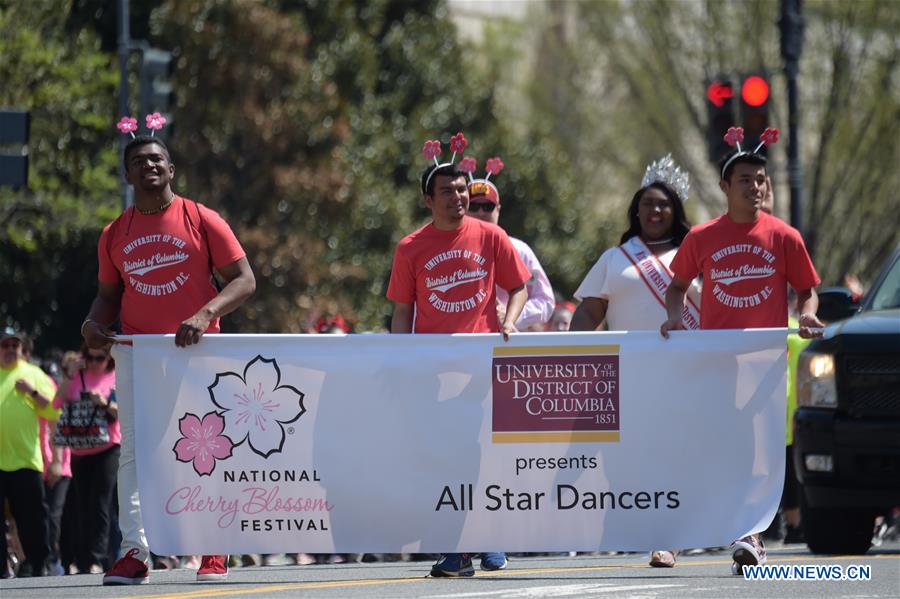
[103,548,149,585]
[197,554,229,582]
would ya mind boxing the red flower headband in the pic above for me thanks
[116,113,167,138]
[421,131,469,194]
[720,126,780,178]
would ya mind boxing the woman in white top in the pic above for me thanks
[570,176,700,568]
[571,180,700,333]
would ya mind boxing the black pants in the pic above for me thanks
[43,476,71,565]
[0,468,49,575]
[71,445,120,571]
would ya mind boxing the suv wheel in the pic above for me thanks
[802,499,874,555]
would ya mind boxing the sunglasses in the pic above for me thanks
[84,354,109,363]
[1,341,21,349]
[468,202,497,213]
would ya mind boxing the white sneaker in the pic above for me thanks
[731,534,766,575]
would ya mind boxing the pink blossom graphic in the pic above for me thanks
[449,132,468,154]
[173,412,233,476]
[459,156,477,174]
[485,157,505,176]
[116,116,138,135]
[724,127,745,147]
[422,140,441,162]
[145,112,167,131]
[208,356,305,458]
[759,127,779,146]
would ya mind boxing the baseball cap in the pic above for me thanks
[1,326,24,342]
[468,180,500,205]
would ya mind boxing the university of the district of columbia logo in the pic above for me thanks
[491,345,620,443]
[172,356,306,476]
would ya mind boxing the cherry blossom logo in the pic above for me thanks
[171,356,305,475]
[208,356,306,458]
[173,412,234,476]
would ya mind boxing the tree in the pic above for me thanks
[0,0,119,353]
[513,0,898,287]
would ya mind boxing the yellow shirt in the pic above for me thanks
[786,316,811,445]
[0,360,59,472]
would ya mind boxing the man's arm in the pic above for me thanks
[501,285,527,342]
[177,256,256,347]
[391,302,414,334]
[570,297,609,331]
[82,281,124,349]
[795,287,824,338]
[660,275,691,339]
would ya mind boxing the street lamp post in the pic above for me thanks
[117,0,133,211]
[780,0,805,236]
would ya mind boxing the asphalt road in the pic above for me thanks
[2,542,898,599]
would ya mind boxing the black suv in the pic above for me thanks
[794,247,900,554]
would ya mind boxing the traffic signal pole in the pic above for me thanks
[117,0,133,210]
[780,0,805,237]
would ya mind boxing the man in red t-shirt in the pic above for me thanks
[82,136,255,585]
[660,149,823,576]
[387,162,529,576]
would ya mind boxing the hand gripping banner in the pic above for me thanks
[122,330,787,555]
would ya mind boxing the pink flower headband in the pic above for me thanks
[461,155,505,204]
[421,132,469,194]
[721,126,779,178]
[116,113,167,138]
[459,155,504,183]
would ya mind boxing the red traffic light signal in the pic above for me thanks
[707,81,734,107]
[741,76,770,107]
[705,77,736,162]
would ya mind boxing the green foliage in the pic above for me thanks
[5,0,894,353]
[0,0,119,353]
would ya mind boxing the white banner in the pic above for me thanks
[127,330,787,555]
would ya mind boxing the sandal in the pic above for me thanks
[649,550,677,568]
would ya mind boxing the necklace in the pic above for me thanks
[136,196,175,215]
[644,237,674,246]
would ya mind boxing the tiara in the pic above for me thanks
[720,126,779,178]
[421,132,468,194]
[116,113,167,138]
[640,153,690,202]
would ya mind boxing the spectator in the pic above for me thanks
[0,326,59,577]
[55,344,119,574]
[547,301,576,332]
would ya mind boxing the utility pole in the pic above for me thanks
[780,0,805,236]
[118,0,133,210]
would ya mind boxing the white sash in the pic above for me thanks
[619,237,701,330]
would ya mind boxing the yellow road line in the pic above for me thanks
[119,553,899,599]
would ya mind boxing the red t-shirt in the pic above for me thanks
[98,196,246,334]
[387,217,531,333]
[671,211,820,329]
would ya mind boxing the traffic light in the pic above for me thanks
[0,110,29,188]
[139,48,175,139]
[740,73,771,154]
[705,77,736,162]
